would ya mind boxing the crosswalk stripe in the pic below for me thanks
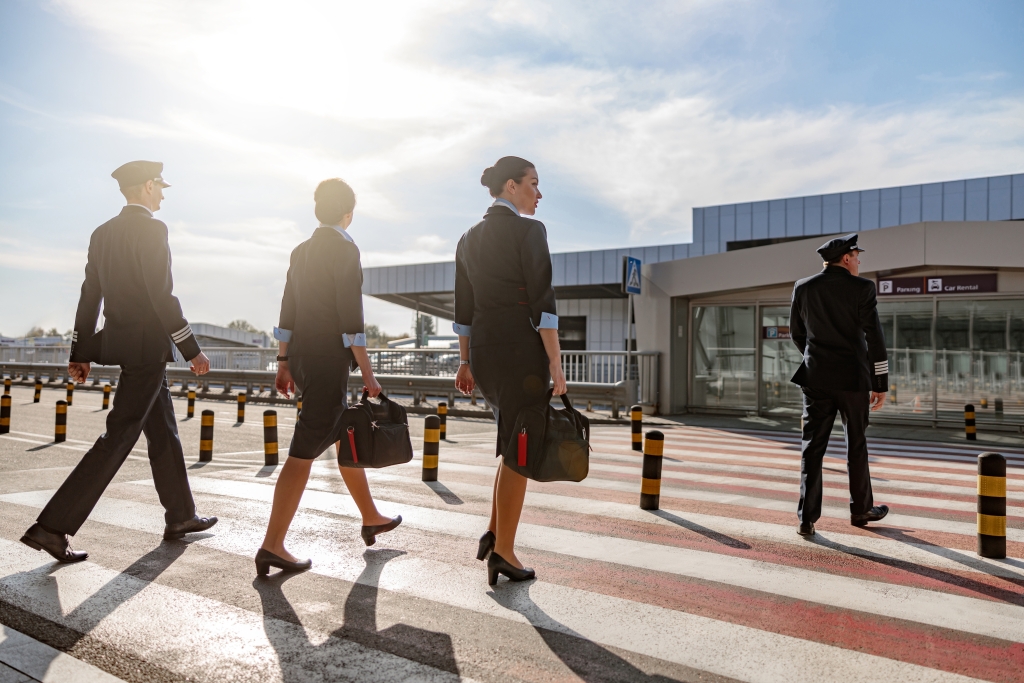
[0,624,125,683]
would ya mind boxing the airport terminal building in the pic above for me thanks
[363,173,1024,426]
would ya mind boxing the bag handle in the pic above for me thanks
[559,393,573,411]
[359,389,389,403]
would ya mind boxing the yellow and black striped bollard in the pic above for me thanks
[639,430,664,510]
[66,382,74,407]
[630,404,642,452]
[187,389,195,418]
[263,410,279,467]
[437,402,448,440]
[55,400,67,443]
[978,452,1006,559]
[237,392,246,423]
[296,395,302,420]
[980,397,989,410]
[102,384,111,410]
[422,415,440,482]
[34,380,41,403]
[0,394,10,434]
[3,377,10,394]
[995,397,1004,419]
[964,404,976,441]
[200,410,214,461]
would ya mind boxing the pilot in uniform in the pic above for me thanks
[20,161,217,563]
[789,234,890,536]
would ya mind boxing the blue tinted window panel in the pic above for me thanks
[603,251,618,283]
[719,210,736,243]
[387,267,397,294]
[943,180,965,221]
[550,253,566,287]
[989,175,1011,221]
[643,246,659,263]
[900,185,921,224]
[786,197,804,236]
[658,245,673,263]
[752,201,769,239]
[860,190,880,231]
[396,266,408,293]
[415,264,426,291]
[692,208,704,245]
[577,252,592,285]
[736,203,752,240]
[880,187,900,228]
[922,183,942,221]
[705,215,720,250]
[804,195,822,235]
[673,244,689,260]
[565,252,578,286]
[703,240,720,255]
[965,178,988,220]
[841,192,860,231]
[444,262,456,290]
[1014,174,1024,220]
[822,194,841,233]
[769,199,786,238]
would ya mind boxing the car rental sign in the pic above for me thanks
[877,273,997,296]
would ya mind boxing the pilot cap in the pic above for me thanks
[816,233,864,262]
[111,161,170,189]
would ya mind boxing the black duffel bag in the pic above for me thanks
[502,391,590,482]
[337,390,414,469]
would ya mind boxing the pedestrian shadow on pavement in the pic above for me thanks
[253,548,460,681]
[256,465,278,478]
[646,510,751,550]
[862,526,1024,581]
[487,582,680,682]
[424,482,464,505]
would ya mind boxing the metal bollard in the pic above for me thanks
[237,392,246,423]
[55,401,67,442]
[297,396,302,420]
[422,415,440,482]
[263,410,279,467]
[981,397,989,409]
[995,397,1004,419]
[187,389,195,418]
[33,380,41,403]
[639,430,664,510]
[977,452,1006,559]
[102,384,111,410]
[438,402,448,441]
[200,410,214,461]
[964,404,976,441]
[0,395,10,434]
[630,405,642,452]
[3,377,10,394]
[66,382,74,407]
[889,383,897,404]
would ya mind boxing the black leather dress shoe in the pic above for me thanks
[487,552,536,586]
[361,515,402,547]
[797,522,815,536]
[164,515,218,540]
[20,524,88,563]
[477,530,495,561]
[255,548,312,576]
[851,504,889,527]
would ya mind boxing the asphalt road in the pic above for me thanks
[1,383,1022,683]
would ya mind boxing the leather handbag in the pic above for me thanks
[502,391,590,482]
[336,391,414,469]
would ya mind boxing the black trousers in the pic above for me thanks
[798,387,874,523]
[471,342,550,457]
[38,363,196,536]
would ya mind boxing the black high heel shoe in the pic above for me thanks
[361,515,402,547]
[255,548,312,576]
[476,530,495,561]
[487,552,536,586]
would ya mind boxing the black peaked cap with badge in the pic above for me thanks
[111,160,171,190]
[816,233,864,263]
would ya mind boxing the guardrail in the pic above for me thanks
[0,362,635,418]
[1,346,659,407]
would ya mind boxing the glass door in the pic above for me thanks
[760,306,803,415]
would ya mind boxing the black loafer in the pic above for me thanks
[851,505,889,527]
[361,515,402,547]
[164,515,218,540]
[20,523,88,563]
[797,522,815,536]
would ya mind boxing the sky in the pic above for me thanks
[1,0,1022,339]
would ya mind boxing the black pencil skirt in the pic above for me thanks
[288,354,351,460]
[470,342,550,458]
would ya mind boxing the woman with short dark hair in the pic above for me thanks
[453,156,567,585]
[255,178,401,576]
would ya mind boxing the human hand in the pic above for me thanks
[189,352,210,376]
[275,362,294,398]
[363,372,382,399]
[550,361,567,396]
[68,362,91,383]
[870,391,886,411]
[455,364,475,395]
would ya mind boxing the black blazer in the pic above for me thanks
[790,265,889,392]
[69,205,201,365]
[278,227,364,361]
[454,205,557,348]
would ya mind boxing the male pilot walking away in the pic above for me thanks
[20,161,218,563]
[790,234,889,536]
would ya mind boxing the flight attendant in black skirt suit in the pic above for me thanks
[453,156,567,585]
[255,178,401,576]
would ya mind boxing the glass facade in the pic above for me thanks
[761,306,803,415]
[691,306,757,408]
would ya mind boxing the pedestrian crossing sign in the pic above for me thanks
[623,256,642,295]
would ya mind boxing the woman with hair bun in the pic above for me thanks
[453,156,567,585]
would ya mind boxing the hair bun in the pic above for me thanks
[480,166,495,188]
[480,157,535,197]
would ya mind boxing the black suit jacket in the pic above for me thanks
[454,205,557,348]
[69,205,201,365]
[278,227,363,362]
[790,266,888,392]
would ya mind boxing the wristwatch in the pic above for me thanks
[459,360,469,366]
[277,355,289,362]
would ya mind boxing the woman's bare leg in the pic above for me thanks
[336,444,392,526]
[493,462,528,567]
[260,457,314,561]
[487,462,500,534]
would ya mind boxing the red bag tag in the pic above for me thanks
[347,426,359,463]
[518,428,527,467]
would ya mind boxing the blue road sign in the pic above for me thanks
[624,256,642,295]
